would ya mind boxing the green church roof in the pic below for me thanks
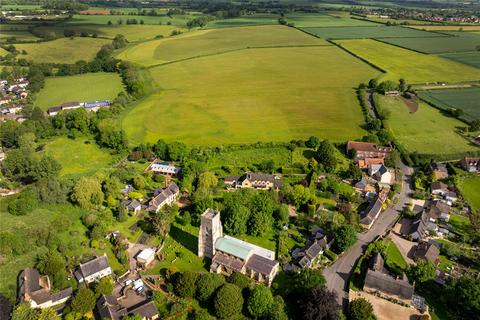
[215,237,252,260]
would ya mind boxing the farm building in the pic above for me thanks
[149,162,181,176]
[198,209,279,286]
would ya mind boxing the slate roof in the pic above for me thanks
[127,301,159,319]
[414,242,440,263]
[51,287,73,303]
[410,211,429,240]
[245,254,278,276]
[431,181,448,192]
[364,269,414,300]
[149,182,179,211]
[96,295,159,320]
[79,255,110,278]
[360,198,383,226]
[18,268,41,297]
[211,252,244,272]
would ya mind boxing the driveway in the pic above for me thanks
[323,163,413,308]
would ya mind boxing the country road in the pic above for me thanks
[323,162,413,308]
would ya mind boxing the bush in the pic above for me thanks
[247,285,274,319]
[227,272,252,289]
[173,272,199,298]
[213,284,244,319]
[324,249,338,261]
[349,298,376,320]
[196,273,225,302]
[8,191,38,216]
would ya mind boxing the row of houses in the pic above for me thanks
[47,100,111,116]
[224,172,281,191]
[123,181,180,215]
[0,78,29,122]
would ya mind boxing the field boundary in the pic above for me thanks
[416,90,477,123]
[328,40,387,74]
[145,43,333,69]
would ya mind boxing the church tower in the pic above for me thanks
[198,208,223,258]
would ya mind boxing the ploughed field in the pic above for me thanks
[122,30,381,144]
[34,72,124,110]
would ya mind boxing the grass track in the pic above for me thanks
[116,25,330,66]
[122,45,380,145]
[16,37,111,63]
[34,72,124,110]
[376,95,478,155]
[336,39,480,83]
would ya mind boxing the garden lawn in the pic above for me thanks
[43,137,114,176]
[34,72,124,110]
[381,32,480,53]
[302,26,440,39]
[336,39,480,83]
[15,37,111,63]
[384,240,408,270]
[440,51,480,68]
[123,45,379,145]
[377,95,478,155]
[116,25,330,66]
[456,174,480,211]
[416,87,480,121]
[32,24,181,42]
[448,214,473,237]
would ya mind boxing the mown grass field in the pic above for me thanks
[123,45,379,145]
[117,25,329,66]
[302,25,441,39]
[336,39,480,83]
[456,174,480,211]
[382,32,480,53]
[15,37,111,63]
[376,95,478,155]
[417,88,480,121]
[440,51,480,68]
[32,24,181,42]
[34,72,124,110]
[43,137,114,176]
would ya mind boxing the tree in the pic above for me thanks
[167,141,188,161]
[377,80,398,94]
[334,225,357,252]
[292,268,326,294]
[133,175,145,190]
[36,250,65,277]
[94,277,113,297]
[11,302,38,320]
[38,308,61,320]
[444,276,480,319]
[173,272,199,298]
[18,132,36,153]
[247,285,274,319]
[8,190,38,215]
[227,272,252,289]
[269,295,288,320]
[96,119,128,152]
[63,29,75,37]
[71,287,96,315]
[286,184,311,207]
[316,140,337,172]
[152,207,176,244]
[71,177,104,209]
[112,34,127,49]
[34,177,71,204]
[298,287,339,320]
[399,78,407,92]
[306,136,320,149]
[349,298,376,320]
[248,192,275,236]
[407,259,435,283]
[470,119,480,131]
[196,273,225,302]
[368,79,377,89]
[154,139,168,159]
[223,202,250,235]
[214,284,244,319]
[198,171,218,190]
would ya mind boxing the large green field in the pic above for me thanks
[376,94,478,155]
[67,13,191,26]
[34,72,124,110]
[417,88,480,121]
[381,32,480,53]
[302,25,441,39]
[205,14,279,28]
[336,39,480,83]
[117,25,329,66]
[122,45,380,145]
[32,24,182,42]
[284,13,378,27]
[43,137,114,176]
[440,51,480,68]
[15,37,111,63]
[456,174,480,211]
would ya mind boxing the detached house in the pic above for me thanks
[431,163,448,180]
[291,227,334,269]
[123,199,142,215]
[75,254,112,284]
[368,164,392,185]
[460,157,480,173]
[147,182,179,213]
[431,181,448,196]
[18,268,72,309]
[224,172,281,191]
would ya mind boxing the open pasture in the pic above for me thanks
[377,95,478,155]
[205,14,279,28]
[336,39,480,83]
[122,45,380,145]
[416,88,480,121]
[456,174,480,211]
[302,25,441,39]
[440,51,480,68]
[381,32,480,53]
[34,72,124,110]
[15,37,111,63]
[283,13,378,27]
[32,24,180,42]
[0,30,40,42]
[44,137,114,176]
[67,13,190,26]
[117,25,329,66]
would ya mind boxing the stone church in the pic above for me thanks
[198,208,279,286]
